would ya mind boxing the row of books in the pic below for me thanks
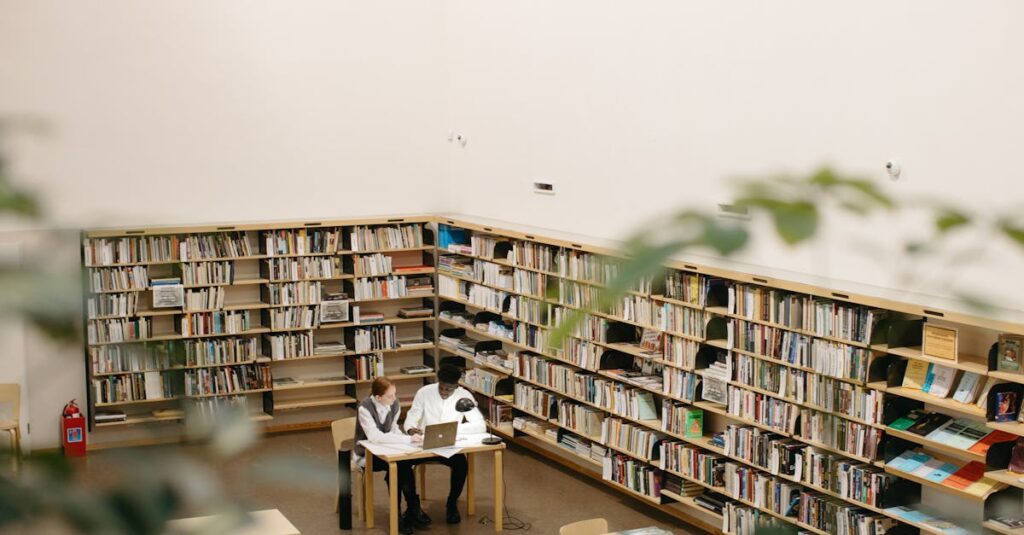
[266,306,319,330]
[263,228,342,256]
[184,337,261,367]
[266,332,315,360]
[610,295,656,327]
[351,275,433,300]
[602,453,662,499]
[725,320,871,382]
[178,233,256,261]
[888,409,1015,452]
[554,249,621,286]
[183,287,226,311]
[664,271,708,307]
[438,255,475,279]
[350,325,398,352]
[92,371,169,404]
[180,311,253,337]
[181,260,235,286]
[183,364,271,396]
[83,236,178,266]
[726,284,876,345]
[349,224,423,252]
[887,449,1001,496]
[901,361,990,406]
[265,257,343,282]
[601,417,665,461]
[463,367,505,396]
[657,302,705,337]
[511,242,557,273]
[90,345,173,374]
[89,265,150,292]
[264,281,322,306]
[87,292,140,318]
[88,317,151,344]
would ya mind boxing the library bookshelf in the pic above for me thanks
[431,215,1024,535]
[82,214,1024,534]
[82,216,440,441]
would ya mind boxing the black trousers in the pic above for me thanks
[409,453,468,503]
[370,456,418,508]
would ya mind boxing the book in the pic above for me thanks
[902,360,930,390]
[966,430,1016,455]
[907,413,951,436]
[952,372,981,403]
[920,363,937,393]
[398,307,433,318]
[684,409,703,438]
[1009,438,1024,473]
[950,421,991,450]
[400,365,434,375]
[992,516,1024,529]
[911,458,945,478]
[995,391,1019,422]
[94,410,126,422]
[635,391,658,421]
[976,377,998,410]
[998,335,1023,373]
[943,461,985,490]
[393,264,432,274]
[926,365,957,398]
[397,337,429,347]
[889,409,926,431]
[924,462,959,483]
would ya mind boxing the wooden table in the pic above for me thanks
[165,508,299,535]
[364,442,506,535]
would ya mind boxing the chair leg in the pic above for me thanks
[8,430,17,474]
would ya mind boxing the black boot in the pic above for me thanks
[446,497,461,524]
[406,495,431,529]
[399,510,415,535]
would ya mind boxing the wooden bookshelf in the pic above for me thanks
[83,217,440,435]
[81,214,1024,534]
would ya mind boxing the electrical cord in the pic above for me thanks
[477,471,531,530]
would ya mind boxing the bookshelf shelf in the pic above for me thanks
[95,397,179,408]
[94,414,184,427]
[885,426,987,462]
[879,385,988,419]
[985,420,1024,437]
[273,379,353,391]
[872,344,989,374]
[883,465,1005,500]
[988,370,1024,385]
[187,388,272,399]
[984,520,1024,535]
[183,278,269,289]
[984,469,1024,490]
[657,490,724,524]
[273,396,358,411]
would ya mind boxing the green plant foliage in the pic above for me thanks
[936,209,971,233]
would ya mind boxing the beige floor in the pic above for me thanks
[6,430,709,535]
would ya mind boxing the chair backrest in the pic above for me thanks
[332,417,357,452]
[559,518,609,535]
[0,384,19,423]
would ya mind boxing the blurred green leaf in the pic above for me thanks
[700,219,749,256]
[1000,220,1024,246]
[771,201,818,245]
[936,210,970,233]
[0,171,41,219]
[838,178,895,210]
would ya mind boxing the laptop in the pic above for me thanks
[421,421,458,450]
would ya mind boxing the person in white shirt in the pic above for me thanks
[355,377,428,534]
[403,364,485,524]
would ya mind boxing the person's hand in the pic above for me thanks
[407,427,422,436]
[410,433,423,445]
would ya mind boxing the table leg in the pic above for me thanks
[365,452,375,529]
[389,461,399,535]
[467,452,476,516]
[494,450,503,532]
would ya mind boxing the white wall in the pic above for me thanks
[0,1,451,448]
[0,1,450,228]
[443,0,1024,316]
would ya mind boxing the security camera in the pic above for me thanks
[885,160,902,181]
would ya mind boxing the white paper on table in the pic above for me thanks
[358,440,420,457]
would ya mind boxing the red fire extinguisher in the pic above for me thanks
[61,399,86,457]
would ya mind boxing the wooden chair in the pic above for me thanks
[0,384,20,473]
[559,517,609,535]
[332,417,361,521]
